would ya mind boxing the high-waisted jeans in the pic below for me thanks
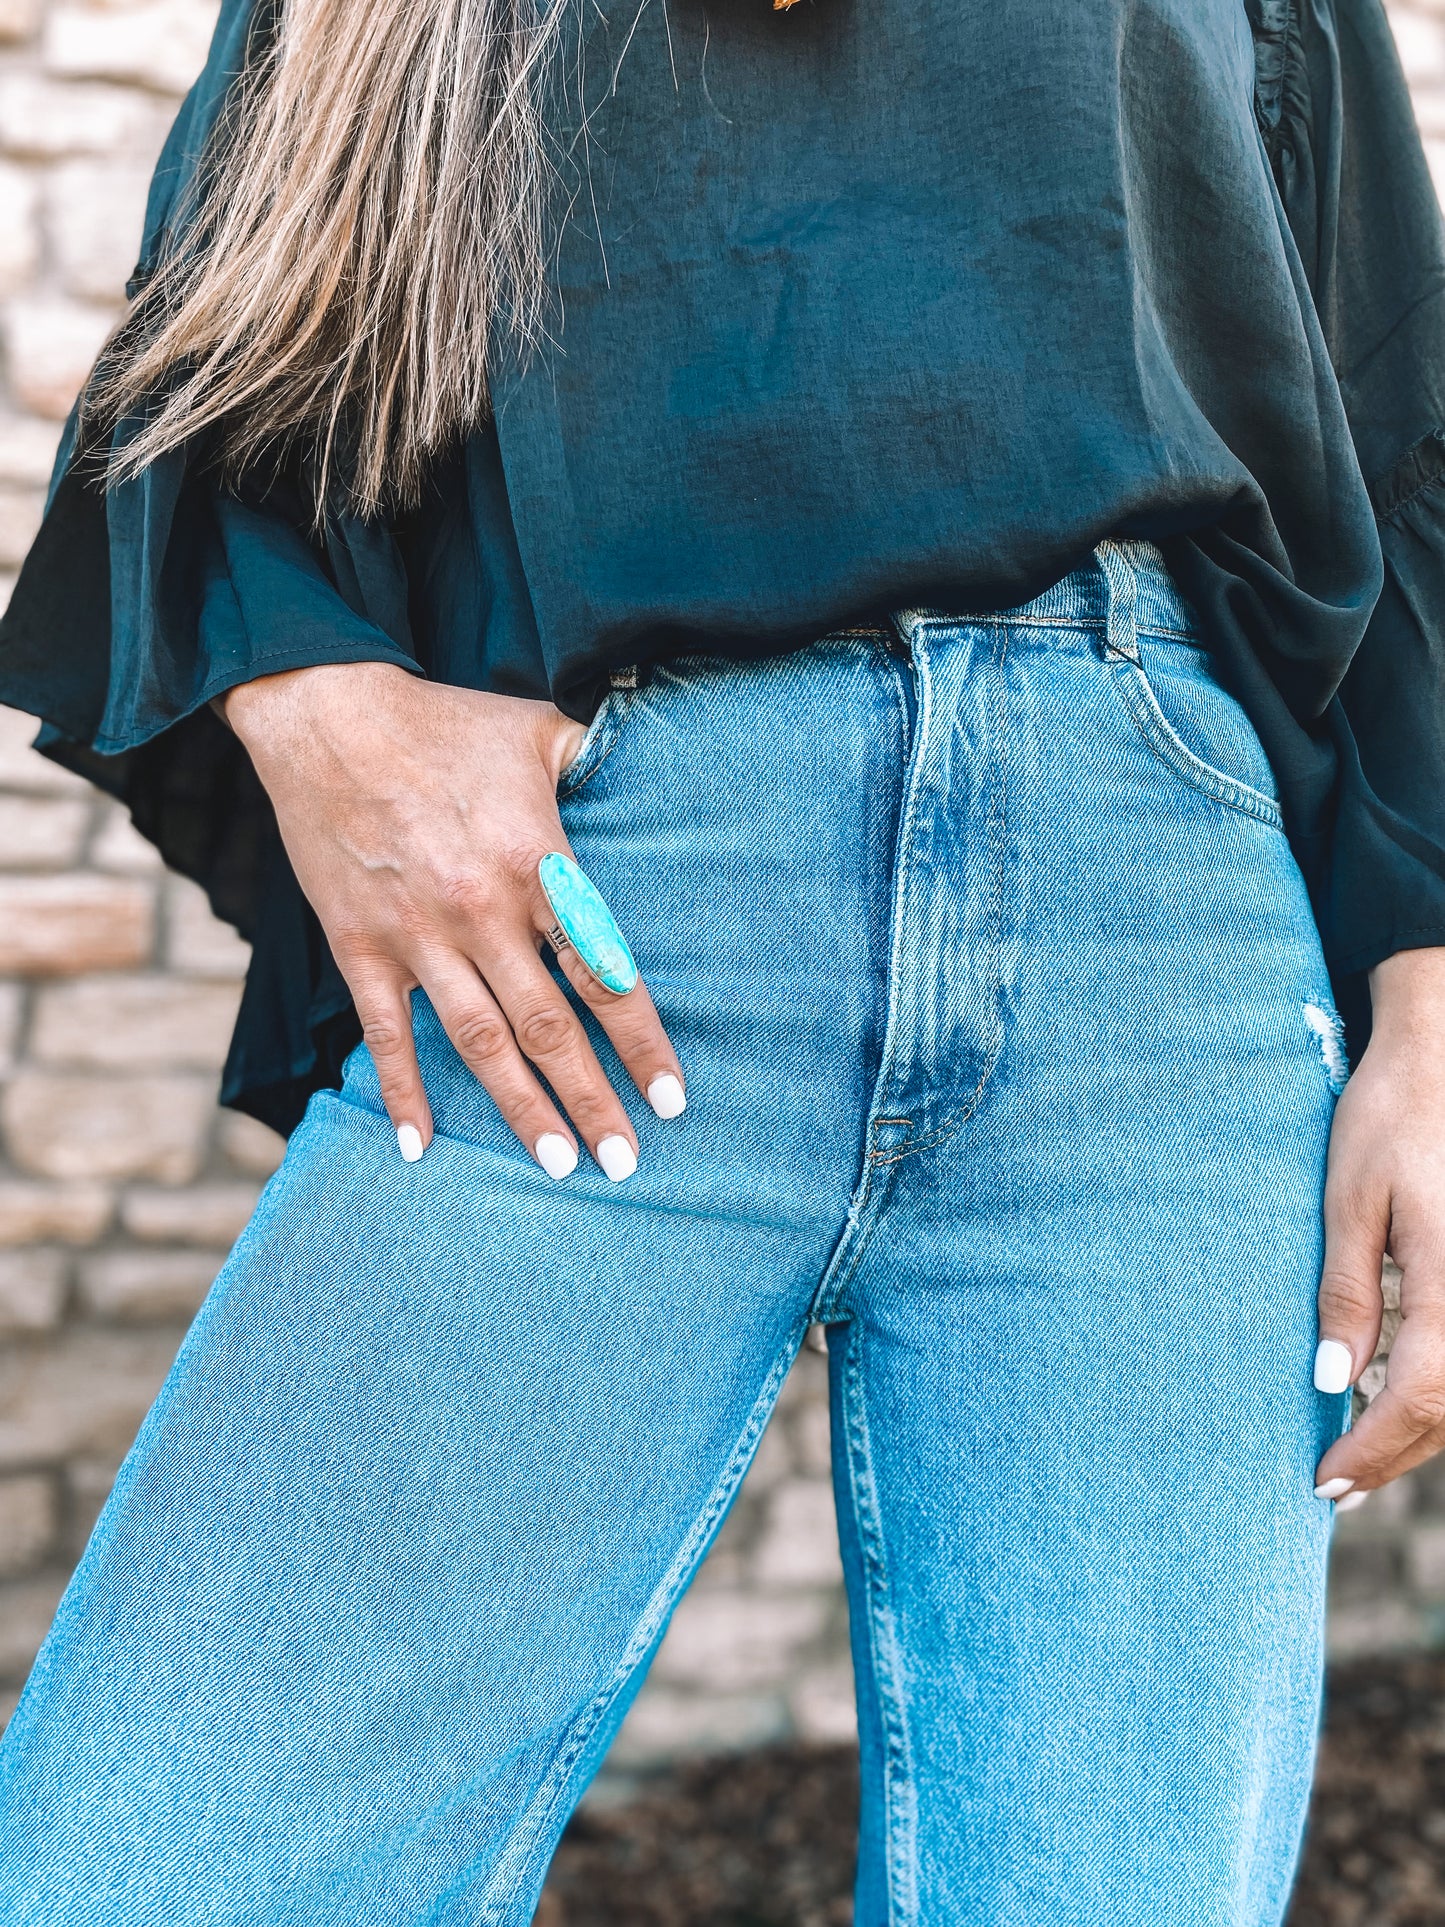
[0,538,1351,1926]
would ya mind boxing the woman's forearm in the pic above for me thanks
[1369,946,1445,1035]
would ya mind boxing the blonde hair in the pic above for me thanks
[86,0,574,519]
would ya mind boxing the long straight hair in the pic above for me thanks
[85,0,574,519]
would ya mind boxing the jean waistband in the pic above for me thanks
[892,536,1203,647]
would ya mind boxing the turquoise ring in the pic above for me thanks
[539,852,638,995]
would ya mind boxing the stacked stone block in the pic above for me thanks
[0,709,286,1727]
[2,0,1445,1768]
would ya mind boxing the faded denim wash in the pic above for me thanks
[6,1,1445,1130]
[0,539,1351,1925]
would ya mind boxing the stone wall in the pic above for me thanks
[1,0,1445,1771]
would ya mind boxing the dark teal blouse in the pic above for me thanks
[3,0,1445,1130]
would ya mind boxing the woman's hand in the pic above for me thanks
[1313,947,1445,1500]
[223,661,685,1178]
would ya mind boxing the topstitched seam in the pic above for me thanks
[866,614,1013,1164]
[841,1327,918,1925]
[464,1330,806,1924]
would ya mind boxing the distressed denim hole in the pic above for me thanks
[1303,1002,1350,1095]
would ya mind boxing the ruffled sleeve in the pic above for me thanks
[1264,0,1445,987]
[4,444,419,758]
[0,0,419,1130]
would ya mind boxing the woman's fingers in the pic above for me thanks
[421,958,588,1179]
[425,945,650,1182]
[530,845,686,1119]
[485,945,645,1178]
[1315,1273,1445,1490]
[1314,1156,1445,1492]
[549,945,686,1119]
[351,971,434,1162]
[362,847,683,1181]
[1313,1171,1388,1399]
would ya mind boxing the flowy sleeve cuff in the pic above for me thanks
[1323,432,1445,982]
[0,428,418,1133]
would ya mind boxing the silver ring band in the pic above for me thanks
[544,920,573,957]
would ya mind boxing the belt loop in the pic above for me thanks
[1095,538,1141,663]
[888,607,929,662]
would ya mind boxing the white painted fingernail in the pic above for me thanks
[1313,1338,1354,1394]
[647,1073,687,1119]
[1335,1489,1370,1513]
[534,1133,578,1180]
[596,1135,638,1182]
[1314,1476,1355,1500]
[396,1125,424,1164]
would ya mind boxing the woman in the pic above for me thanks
[1,0,1443,1920]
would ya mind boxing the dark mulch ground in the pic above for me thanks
[536,1654,1445,1925]
[1290,1653,1445,1925]
[538,1744,857,1927]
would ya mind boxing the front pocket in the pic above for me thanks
[557,672,639,800]
[1107,633,1285,829]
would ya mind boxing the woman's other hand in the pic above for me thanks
[1313,947,1445,1499]
[223,662,684,1178]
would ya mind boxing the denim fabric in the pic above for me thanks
[6,1,1445,1134]
[0,538,1351,1926]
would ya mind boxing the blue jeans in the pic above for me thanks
[0,538,1351,1925]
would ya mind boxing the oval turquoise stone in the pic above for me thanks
[539,852,639,995]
